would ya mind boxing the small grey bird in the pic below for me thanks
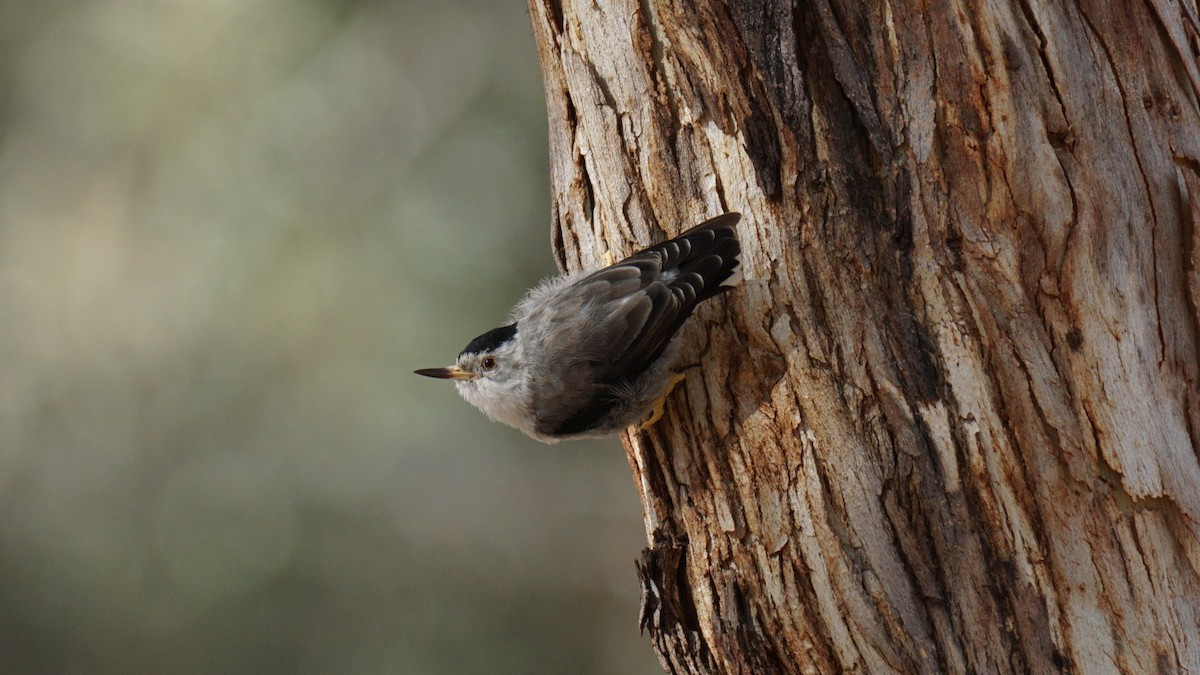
[415,213,742,442]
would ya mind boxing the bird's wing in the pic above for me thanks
[527,213,741,436]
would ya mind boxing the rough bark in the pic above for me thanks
[526,0,1200,672]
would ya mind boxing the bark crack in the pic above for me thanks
[543,0,564,34]
[1145,0,1200,106]
[1077,4,1169,366]
[809,0,891,157]
[1016,0,1070,126]
[1016,0,1081,279]
[634,0,681,143]
[1172,155,1200,468]
[580,148,596,228]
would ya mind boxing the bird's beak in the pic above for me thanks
[414,366,474,380]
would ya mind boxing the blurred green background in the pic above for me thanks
[0,1,659,672]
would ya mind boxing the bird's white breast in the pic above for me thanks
[456,379,536,438]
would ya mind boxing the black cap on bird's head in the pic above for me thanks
[458,323,517,358]
[414,323,518,380]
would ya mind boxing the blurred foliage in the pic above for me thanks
[0,1,658,672]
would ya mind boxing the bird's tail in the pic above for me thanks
[655,212,742,302]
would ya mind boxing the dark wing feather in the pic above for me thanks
[584,212,741,383]
[529,213,742,436]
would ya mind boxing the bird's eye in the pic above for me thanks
[481,356,498,371]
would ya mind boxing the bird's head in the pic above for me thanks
[415,323,529,430]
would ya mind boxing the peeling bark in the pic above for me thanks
[527,0,1200,672]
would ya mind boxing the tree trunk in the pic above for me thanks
[526,0,1200,672]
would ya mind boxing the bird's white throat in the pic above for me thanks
[456,379,534,437]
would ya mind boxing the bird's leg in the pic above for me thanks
[640,373,687,430]
[602,250,616,266]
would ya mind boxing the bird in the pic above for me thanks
[415,212,742,443]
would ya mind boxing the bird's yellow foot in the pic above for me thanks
[640,373,687,430]
[602,250,616,266]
